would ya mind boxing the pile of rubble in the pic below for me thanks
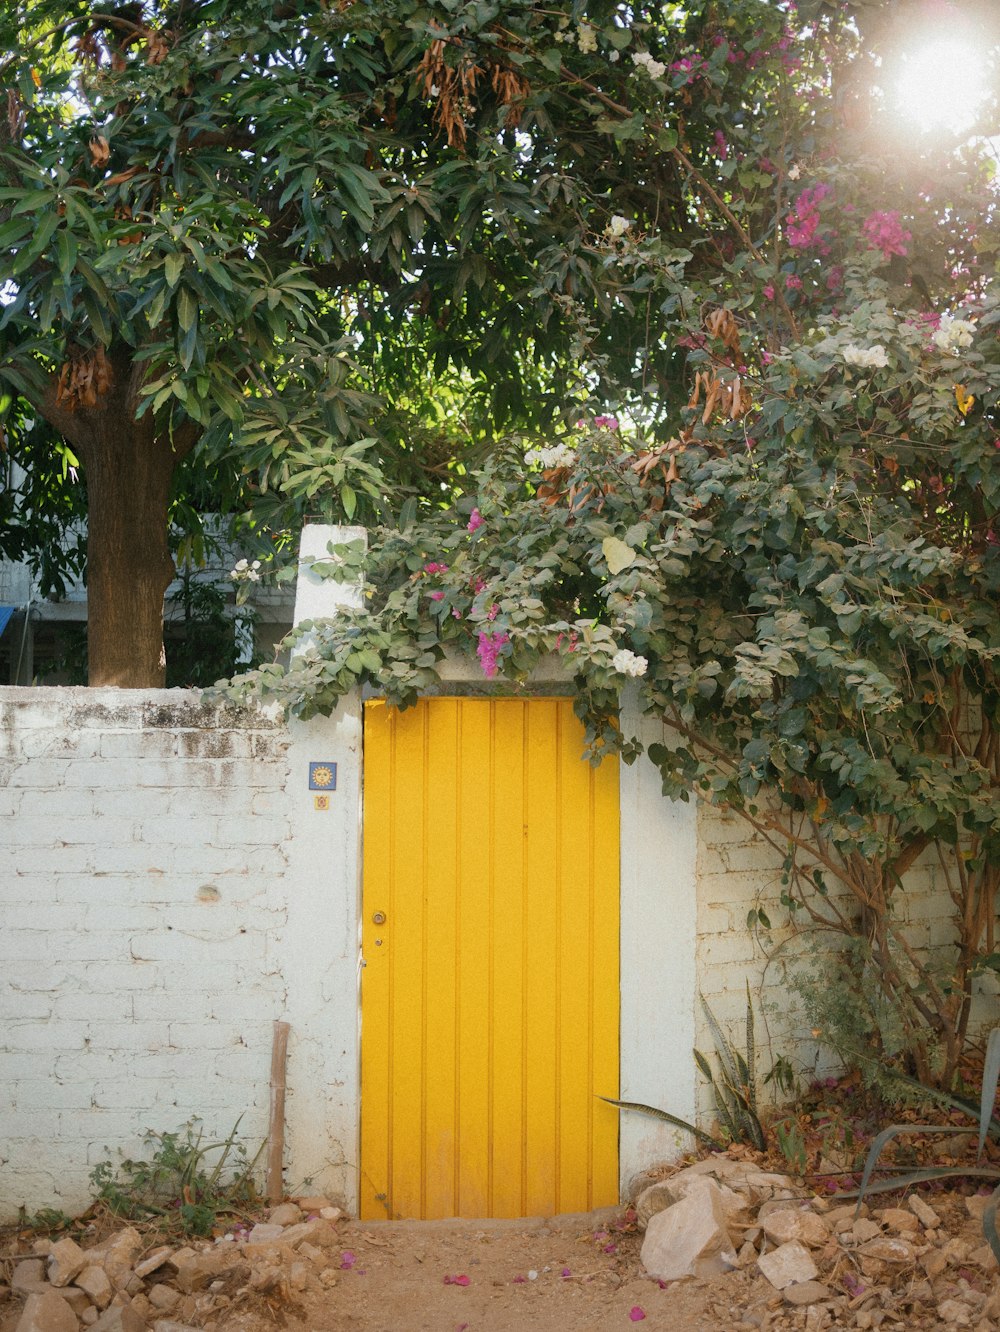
[2,1198,345,1332]
[635,1155,1000,1330]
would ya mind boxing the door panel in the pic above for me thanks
[360,697,619,1219]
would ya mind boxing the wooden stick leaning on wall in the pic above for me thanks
[267,1020,291,1204]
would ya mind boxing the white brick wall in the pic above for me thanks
[0,686,362,1221]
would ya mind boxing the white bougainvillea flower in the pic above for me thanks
[612,648,648,677]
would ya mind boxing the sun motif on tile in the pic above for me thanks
[308,762,337,790]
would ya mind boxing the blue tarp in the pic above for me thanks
[0,607,14,638]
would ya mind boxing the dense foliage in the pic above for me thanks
[218,0,1000,1087]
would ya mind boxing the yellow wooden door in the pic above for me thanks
[360,697,619,1220]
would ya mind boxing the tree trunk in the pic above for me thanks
[37,349,197,688]
[84,424,178,687]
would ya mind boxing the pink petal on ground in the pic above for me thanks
[340,1251,356,1269]
[629,1308,646,1322]
[561,1267,572,1278]
[513,1275,527,1284]
[444,1274,470,1286]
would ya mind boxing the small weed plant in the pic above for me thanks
[89,1118,264,1236]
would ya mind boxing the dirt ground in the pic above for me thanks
[222,1209,769,1332]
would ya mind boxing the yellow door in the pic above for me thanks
[360,697,619,1219]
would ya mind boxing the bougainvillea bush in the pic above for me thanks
[218,0,1000,1090]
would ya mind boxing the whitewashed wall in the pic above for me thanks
[0,687,362,1220]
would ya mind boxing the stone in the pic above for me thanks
[857,1236,915,1266]
[267,1204,301,1227]
[669,1175,749,1224]
[171,1254,239,1295]
[636,1182,678,1231]
[319,1208,343,1222]
[74,1267,113,1309]
[297,1243,326,1268]
[640,1181,737,1283]
[246,1224,285,1245]
[761,1208,832,1249]
[937,1298,974,1327]
[12,1261,47,1294]
[783,1281,831,1306]
[276,1219,338,1249]
[127,1296,151,1323]
[289,1263,309,1292]
[88,1307,146,1332]
[908,1195,940,1229]
[970,1242,997,1268]
[96,1231,143,1289]
[922,1249,948,1278]
[147,1285,181,1313]
[966,1196,989,1222]
[851,1219,881,1243]
[878,1207,919,1234]
[47,1239,88,1288]
[294,1196,332,1212]
[318,1269,338,1288]
[151,1324,201,1332]
[15,1292,79,1332]
[133,1248,174,1280]
[51,1291,90,1317]
[81,1312,98,1328]
[757,1241,819,1291]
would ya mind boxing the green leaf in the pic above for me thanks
[165,252,184,289]
[602,537,636,575]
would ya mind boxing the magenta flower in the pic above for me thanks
[785,273,803,290]
[476,630,510,678]
[443,1274,470,1286]
[429,590,445,601]
[340,1251,356,1270]
[423,561,449,574]
[467,507,484,533]
[762,283,775,300]
[713,130,729,159]
[629,1308,646,1322]
[594,414,620,430]
[862,209,911,260]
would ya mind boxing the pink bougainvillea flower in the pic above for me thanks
[763,283,775,300]
[476,630,509,679]
[629,1308,646,1321]
[467,507,484,533]
[862,209,911,260]
[340,1251,356,1269]
[561,1267,572,1278]
[423,561,449,574]
[512,1274,527,1284]
[429,590,445,601]
[443,1274,471,1286]
[603,1243,617,1255]
[594,414,620,430]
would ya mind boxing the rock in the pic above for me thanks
[47,1239,88,1289]
[151,1324,201,1332]
[15,1292,79,1332]
[922,1249,948,1278]
[289,1263,309,1292]
[294,1196,332,1213]
[32,1240,55,1258]
[669,1175,749,1224]
[635,1182,678,1231]
[246,1224,285,1245]
[12,1261,47,1294]
[857,1236,915,1274]
[172,1254,234,1294]
[761,1208,832,1249]
[88,1306,146,1332]
[127,1296,151,1324]
[908,1195,940,1229]
[297,1243,326,1268]
[51,1291,90,1317]
[851,1218,881,1243]
[878,1207,918,1234]
[267,1204,301,1227]
[966,1196,989,1222]
[937,1298,974,1327]
[147,1285,181,1313]
[970,1242,997,1268]
[95,1231,143,1290]
[783,1280,831,1306]
[319,1208,343,1222]
[318,1269,338,1288]
[757,1241,819,1290]
[276,1219,338,1249]
[74,1267,112,1309]
[640,1181,737,1282]
[81,1312,98,1328]
[133,1248,173,1280]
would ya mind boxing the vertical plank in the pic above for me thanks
[362,696,619,1219]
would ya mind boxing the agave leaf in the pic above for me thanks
[598,1097,723,1150]
[881,1070,1000,1138]
[978,1028,1000,1159]
[983,1181,1000,1265]
[745,982,758,1114]
[841,1165,1000,1199]
[857,1124,977,1210]
[700,995,741,1092]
